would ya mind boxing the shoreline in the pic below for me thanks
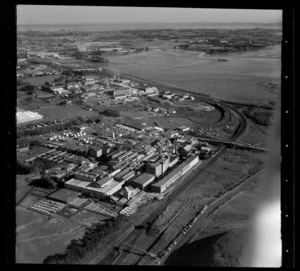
[117,71,275,109]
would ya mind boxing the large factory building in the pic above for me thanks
[151,155,200,193]
[64,178,124,199]
[129,173,155,190]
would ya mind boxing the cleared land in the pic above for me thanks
[164,173,265,267]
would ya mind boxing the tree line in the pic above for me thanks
[43,215,128,264]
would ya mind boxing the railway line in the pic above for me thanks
[154,169,263,266]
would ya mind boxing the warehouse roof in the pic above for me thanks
[48,189,81,203]
[120,121,145,131]
[185,154,198,164]
[122,171,135,180]
[132,173,155,186]
[152,169,180,188]
[65,178,90,188]
[115,167,131,179]
[96,176,114,187]
[87,180,122,194]
[170,155,179,163]
[91,145,103,152]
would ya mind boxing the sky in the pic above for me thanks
[17,5,282,25]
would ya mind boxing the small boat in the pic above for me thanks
[218,59,228,62]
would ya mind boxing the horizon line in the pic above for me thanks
[17,21,282,26]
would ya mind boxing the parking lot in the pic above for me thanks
[30,198,66,215]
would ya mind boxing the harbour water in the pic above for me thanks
[107,45,281,103]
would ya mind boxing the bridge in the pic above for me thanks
[192,135,269,152]
[118,243,157,258]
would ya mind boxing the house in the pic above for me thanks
[85,76,98,86]
[51,86,69,95]
[200,146,212,154]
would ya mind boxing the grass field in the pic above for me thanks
[22,75,60,86]
[36,103,99,121]
[70,209,109,227]
[16,175,33,204]
[17,96,49,111]
[16,205,86,263]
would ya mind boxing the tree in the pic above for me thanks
[31,175,56,189]
[43,253,67,264]
[102,109,120,117]
[16,159,35,174]
[19,85,34,92]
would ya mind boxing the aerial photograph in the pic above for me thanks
[16,5,282,266]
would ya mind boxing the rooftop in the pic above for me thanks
[48,188,81,203]
[132,173,155,185]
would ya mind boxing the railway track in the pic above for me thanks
[157,169,263,266]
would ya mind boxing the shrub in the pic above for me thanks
[102,109,120,117]
[30,175,56,189]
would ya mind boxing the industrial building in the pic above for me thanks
[118,122,145,131]
[85,180,124,198]
[160,156,170,174]
[146,161,162,177]
[151,155,200,193]
[95,176,114,188]
[126,190,146,206]
[48,189,81,204]
[123,186,134,200]
[122,171,135,182]
[115,167,132,181]
[130,173,155,190]
[185,154,200,168]
[149,154,160,163]
[16,110,43,124]
[74,171,98,182]
[169,155,179,168]
[64,178,124,199]
[65,178,90,192]
[201,146,212,154]
[114,94,127,100]
[107,149,126,160]
[85,76,98,86]
[89,145,103,158]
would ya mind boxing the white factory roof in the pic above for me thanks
[16,111,43,124]
[65,178,90,188]
[86,180,122,194]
